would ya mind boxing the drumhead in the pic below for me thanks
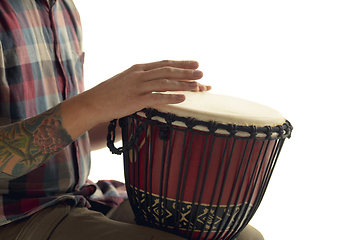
[151,91,285,127]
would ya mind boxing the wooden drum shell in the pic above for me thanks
[118,108,291,240]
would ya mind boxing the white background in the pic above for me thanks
[75,1,360,239]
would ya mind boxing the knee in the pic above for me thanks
[236,225,264,240]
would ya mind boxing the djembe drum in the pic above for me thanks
[107,91,292,240]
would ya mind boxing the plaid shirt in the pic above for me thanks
[0,0,124,226]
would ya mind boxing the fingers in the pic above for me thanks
[142,83,211,107]
[140,79,199,93]
[142,92,186,106]
[134,60,199,71]
[138,80,212,108]
[197,83,212,92]
[140,67,203,81]
[127,60,210,96]
[128,60,202,82]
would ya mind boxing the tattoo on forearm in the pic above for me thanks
[0,105,73,180]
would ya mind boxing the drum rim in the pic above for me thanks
[135,108,292,140]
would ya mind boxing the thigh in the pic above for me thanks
[0,217,28,240]
[0,204,71,240]
[49,206,186,240]
[107,198,136,224]
[0,204,186,240]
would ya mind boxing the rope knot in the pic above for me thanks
[265,126,272,140]
[185,117,196,129]
[207,121,218,133]
[249,126,257,139]
[226,124,238,136]
[165,113,176,125]
[277,124,284,138]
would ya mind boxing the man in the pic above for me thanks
[0,0,263,239]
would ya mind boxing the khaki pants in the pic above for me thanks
[0,200,264,240]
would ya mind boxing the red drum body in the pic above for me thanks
[107,92,292,240]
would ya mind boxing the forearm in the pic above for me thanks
[0,104,74,180]
[0,91,101,181]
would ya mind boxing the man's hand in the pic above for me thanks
[85,60,208,124]
[87,60,211,150]
[62,60,210,140]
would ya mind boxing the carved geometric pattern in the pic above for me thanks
[128,186,252,234]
